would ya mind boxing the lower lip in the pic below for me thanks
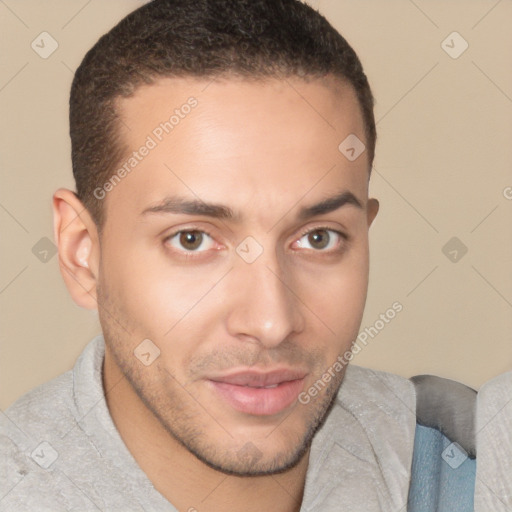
[209,378,305,416]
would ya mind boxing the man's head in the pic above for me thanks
[69,0,376,229]
[54,0,379,478]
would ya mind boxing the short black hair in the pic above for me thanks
[70,0,376,228]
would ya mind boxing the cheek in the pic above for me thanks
[296,245,369,351]
[100,234,224,334]
[309,274,367,330]
[98,240,232,381]
[335,252,370,327]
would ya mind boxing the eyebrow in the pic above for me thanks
[142,197,236,219]
[297,191,363,219]
[141,190,363,221]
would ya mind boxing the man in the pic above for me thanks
[0,0,473,510]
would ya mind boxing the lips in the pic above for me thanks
[207,369,307,416]
[210,369,306,387]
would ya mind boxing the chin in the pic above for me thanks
[184,435,312,477]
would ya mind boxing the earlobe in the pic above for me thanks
[367,198,379,227]
[53,188,100,310]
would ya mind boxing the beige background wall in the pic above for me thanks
[1,0,511,409]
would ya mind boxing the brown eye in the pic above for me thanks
[179,231,203,250]
[295,228,344,252]
[307,229,330,250]
[166,230,215,253]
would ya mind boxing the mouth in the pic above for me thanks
[207,369,307,416]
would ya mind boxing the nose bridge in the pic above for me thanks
[226,244,304,346]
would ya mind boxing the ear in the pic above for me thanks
[53,188,100,310]
[366,198,379,227]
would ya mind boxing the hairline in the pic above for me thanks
[94,71,373,234]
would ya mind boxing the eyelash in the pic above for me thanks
[163,228,217,260]
[295,226,348,251]
[163,225,348,260]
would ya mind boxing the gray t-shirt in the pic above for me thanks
[475,371,512,512]
[1,335,416,511]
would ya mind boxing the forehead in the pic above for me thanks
[117,75,365,147]
[105,76,368,225]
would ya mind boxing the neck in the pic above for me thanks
[103,351,309,512]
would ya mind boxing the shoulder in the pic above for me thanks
[476,370,512,438]
[305,365,416,511]
[4,371,74,437]
[339,364,416,415]
[0,337,105,511]
[0,371,79,511]
[333,364,417,468]
[475,371,512,512]
[478,370,512,404]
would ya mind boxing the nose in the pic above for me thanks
[225,250,305,348]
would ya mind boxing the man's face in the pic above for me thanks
[96,76,377,475]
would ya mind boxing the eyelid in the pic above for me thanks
[161,224,348,259]
[163,226,221,257]
[163,224,216,242]
[296,224,347,239]
[292,225,348,252]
